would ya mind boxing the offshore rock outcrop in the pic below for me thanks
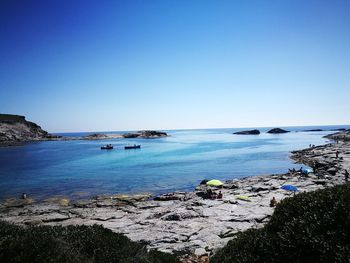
[0,114,60,144]
[82,133,123,140]
[302,129,323,132]
[267,128,290,134]
[122,130,168,139]
[233,129,260,135]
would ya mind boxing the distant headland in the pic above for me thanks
[0,114,61,145]
[0,114,168,146]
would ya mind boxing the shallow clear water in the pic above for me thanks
[0,125,348,200]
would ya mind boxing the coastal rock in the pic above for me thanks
[251,184,270,192]
[154,194,180,201]
[194,248,207,256]
[233,129,260,135]
[325,130,350,142]
[0,114,55,143]
[267,128,290,134]
[83,133,123,140]
[327,167,338,175]
[83,133,109,140]
[2,197,35,208]
[330,128,347,131]
[44,197,70,206]
[162,213,181,221]
[122,130,168,139]
[154,192,191,201]
[302,129,323,132]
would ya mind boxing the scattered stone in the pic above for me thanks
[327,167,338,175]
[163,213,181,221]
[154,194,180,201]
[194,248,207,256]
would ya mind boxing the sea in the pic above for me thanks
[0,125,349,201]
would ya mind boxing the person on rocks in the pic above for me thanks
[336,151,340,158]
[21,193,27,199]
[217,191,223,199]
[206,188,215,199]
[311,161,319,174]
[345,169,349,182]
[270,197,277,207]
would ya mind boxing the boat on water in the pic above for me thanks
[101,144,113,150]
[124,144,141,150]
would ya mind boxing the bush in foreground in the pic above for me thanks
[0,222,179,263]
[212,183,350,263]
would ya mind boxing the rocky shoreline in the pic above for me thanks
[1,131,350,260]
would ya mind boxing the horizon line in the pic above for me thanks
[52,123,350,134]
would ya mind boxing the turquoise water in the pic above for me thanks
[0,126,348,200]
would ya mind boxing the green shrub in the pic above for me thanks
[212,183,350,263]
[0,222,179,263]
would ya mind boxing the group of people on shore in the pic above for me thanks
[289,167,309,176]
[205,189,223,199]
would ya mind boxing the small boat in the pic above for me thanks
[101,144,113,150]
[124,144,141,150]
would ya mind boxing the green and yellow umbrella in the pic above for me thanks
[206,179,224,187]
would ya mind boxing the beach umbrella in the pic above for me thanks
[206,179,224,186]
[301,168,313,175]
[281,185,299,192]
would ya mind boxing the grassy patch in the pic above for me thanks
[212,183,350,263]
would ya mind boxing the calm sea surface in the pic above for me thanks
[0,125,349,200]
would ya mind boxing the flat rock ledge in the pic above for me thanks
[1,132,349,259]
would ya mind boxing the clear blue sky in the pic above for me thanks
[1,0,349,132]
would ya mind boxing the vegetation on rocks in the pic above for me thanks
[0,222,179,263]
[212,183,350,263]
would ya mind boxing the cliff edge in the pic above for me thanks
[0,114,54,143]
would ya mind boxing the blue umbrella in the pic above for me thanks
[301,168,312,175]
[281,185,299,192]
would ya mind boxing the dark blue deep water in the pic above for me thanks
[0,126,349,200]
